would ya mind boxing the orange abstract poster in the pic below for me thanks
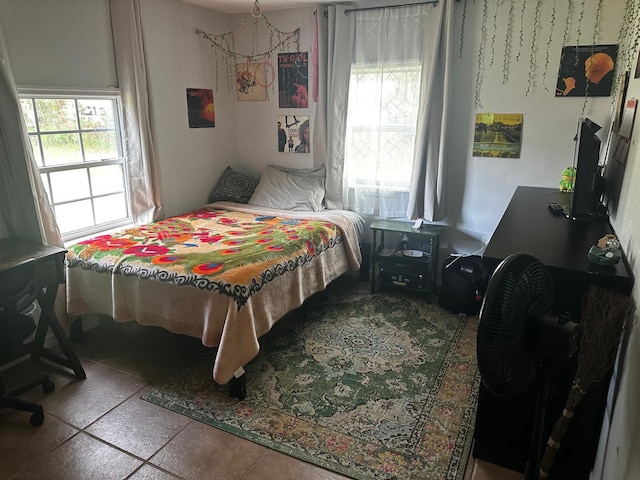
[186,88,214,128]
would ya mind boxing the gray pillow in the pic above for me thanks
[208,166,259,204]
[248,165,325,212]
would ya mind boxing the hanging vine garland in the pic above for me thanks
[489,0,503,67]
[462,0,638,109]
[475,0,489,108]
[502,0,516,84]
[556,0,575,95]
[576,0,586,48]
[591,0,604,46]
[515,0,527,62]
[525,0,542,96]
[459,0,468,58]
[195,0,300,95]
[617,0,640,73]
[562,0,574,48]
[542,0,558,92]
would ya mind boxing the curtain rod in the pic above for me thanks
[344,0,441,15]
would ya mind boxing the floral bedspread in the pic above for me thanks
[66,206,343,309]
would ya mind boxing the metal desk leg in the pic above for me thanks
[32,285,86,379]
[371,229,377,293]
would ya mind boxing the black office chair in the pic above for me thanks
[0,258,55,426]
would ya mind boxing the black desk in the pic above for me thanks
[473,186,634,479]
[0,237,85,379]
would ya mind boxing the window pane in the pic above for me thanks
[94,194,127,224]
[55,200,94,233]
[18,91,130,238]
[78,99,115,129]
[41,133,82,166]
[90,164,125,196]
[49,169,90,203]
[83,131,118,161]
[346,63,420,189]
[20,99,36,132]
[29,135,43,166]
[35,98,78,131]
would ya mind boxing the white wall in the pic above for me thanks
[138,0,237,217]
[447,0,626,249]
[229,7,318,175]
[595,43,640,480]
[0,0,116,88]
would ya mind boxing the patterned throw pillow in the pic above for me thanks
[208,166,259,204]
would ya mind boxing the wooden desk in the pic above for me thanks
[0,237,85,379]
[483,186,633,316]
[473,186,634,479]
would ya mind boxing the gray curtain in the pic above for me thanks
[314,5,355,210]
[406,0,453,221]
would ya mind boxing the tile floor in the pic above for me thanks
[0,317,522,480]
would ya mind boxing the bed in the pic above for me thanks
[65,166,364,397]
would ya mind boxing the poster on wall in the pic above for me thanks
[277,115,310,153]
[472,113,523,158]
[236,62,267,101]
[618,98,638,140]
[278,52,309,108]
[186,88,215,128]
[555,44,618,97]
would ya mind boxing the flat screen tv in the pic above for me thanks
[569,118,606,221]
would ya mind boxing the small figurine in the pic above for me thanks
[589,234,621,265]
[559,166,576,192]
[597,234,620,251]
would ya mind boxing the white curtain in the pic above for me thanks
[318,1,451,221]
[0,23,61,247]
[109,0,162,224]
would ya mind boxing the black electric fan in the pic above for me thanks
[477,253,580,480]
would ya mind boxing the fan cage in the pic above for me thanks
[477,253,554,397]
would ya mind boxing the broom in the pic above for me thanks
[538,286,636,479]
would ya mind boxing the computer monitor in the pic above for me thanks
[570,118,606,221]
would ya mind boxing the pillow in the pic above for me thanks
[208,166,259,204]
[269,163,326,178]
[248,165,325,212]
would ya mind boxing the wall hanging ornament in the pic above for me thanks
[465,0,640,109]
[195,0,300,99]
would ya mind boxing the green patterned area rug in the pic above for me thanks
[142,276,480,480]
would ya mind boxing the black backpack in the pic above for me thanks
[438,255,488,314]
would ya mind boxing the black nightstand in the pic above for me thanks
[370,220,443,302]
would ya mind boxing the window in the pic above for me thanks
[19,90,131,241]
[344,61,421,216]
[345,61,421,190]
[340,6,431,219]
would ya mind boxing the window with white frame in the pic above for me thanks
[343,60,421,217]
[19,90,131,241]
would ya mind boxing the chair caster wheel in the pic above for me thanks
[30,407,44,427]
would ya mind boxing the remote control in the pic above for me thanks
[548,202,564,215]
